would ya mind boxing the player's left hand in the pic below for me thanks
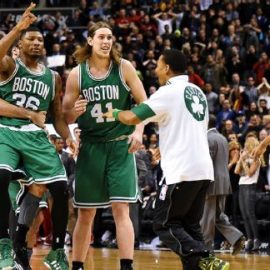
[128,129,143,153]
[66,137,77,155]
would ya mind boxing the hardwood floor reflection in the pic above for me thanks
[31,246,270,270]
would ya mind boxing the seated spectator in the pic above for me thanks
[228,132,239,143]
[253,52,269,84]
[188,65,205,89]
[204,83,218,114]
[216,99,235,130]
[257,77,270,109]
[245,102,260,121]
[244,76,258,103]
[222,119,236,140]
[242,114,263,140]
[258,98,269,116]
[262,115,270,133]
[234,111,248,142]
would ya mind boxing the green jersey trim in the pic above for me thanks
[0,62,19,86]
[17,58,46,76]
[86,60,113,81]
[131,103,156,121]
[119,59,130,92]
[78,65,81,94]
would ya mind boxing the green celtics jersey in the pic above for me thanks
[78,59,135,142]
[0,58,55,127]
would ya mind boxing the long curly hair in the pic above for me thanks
[73,21,120,64]
[244,137,265,166]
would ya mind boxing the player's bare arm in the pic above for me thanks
[122,59,147,104]
[122,59,147,152]
[0,98,46,127]
[62,66,88,124]
[51,72,74,143]
[0,2,36,76]
[252,135,270,158]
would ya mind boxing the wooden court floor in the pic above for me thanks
[31,245,270,270]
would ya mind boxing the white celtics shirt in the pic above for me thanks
[132,75,214,185]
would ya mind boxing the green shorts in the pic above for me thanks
[8,181,48,215]
[0,126,66,184]
[74,139,139,208]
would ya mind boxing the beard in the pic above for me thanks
[29,53,42,61]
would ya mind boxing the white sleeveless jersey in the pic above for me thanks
[132,75,214,185]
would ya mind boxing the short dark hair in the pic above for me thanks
[161,49,187,74]
[20,26,42,39]
[208,114,217,129]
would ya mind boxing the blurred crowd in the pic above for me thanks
[2,0,270,250]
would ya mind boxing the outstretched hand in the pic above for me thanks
[66,137,77,155]
[16,2,37,31]
[128,129,143,153]
[102,109,114,119]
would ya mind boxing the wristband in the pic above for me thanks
[112,109,122,120]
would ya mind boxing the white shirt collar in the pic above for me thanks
[166,75,189,85]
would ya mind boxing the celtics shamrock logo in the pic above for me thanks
[184,86,207,121]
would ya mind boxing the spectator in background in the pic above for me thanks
[201,115,244,254]
[222,119,235,141]
[228,133,239,143]
[262,115,270,134]
[243,114,263,139]
[227,141,242,229]
[234,111,248,143]
[201,54,226,92]
[204,83,218,114]
[216,99,235,131]
[235,136,262,252]
[245,101,260,122]
[152,11,176,36]
[188,65,205,89]
[244,76,258,103]
[258,98,269,116]
[253,52,269,84]
[257,77,270,109]
[243,45,259,79]
[89,1,105,21]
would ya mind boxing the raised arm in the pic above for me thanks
[0,2,36,75]
[62,67,87,124]
[252,135,270,158]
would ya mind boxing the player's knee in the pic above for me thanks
[0,169,13,187]
[111,202,130,220]
[28,183,47,197]
[78,208,96,221]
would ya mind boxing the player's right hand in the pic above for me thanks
[16,2,37,31]
[74,95,88,117]
[29,110,46,128]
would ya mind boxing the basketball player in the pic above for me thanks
[62,21,147,270]
[0,3,74,269]
[103,49,230,270]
